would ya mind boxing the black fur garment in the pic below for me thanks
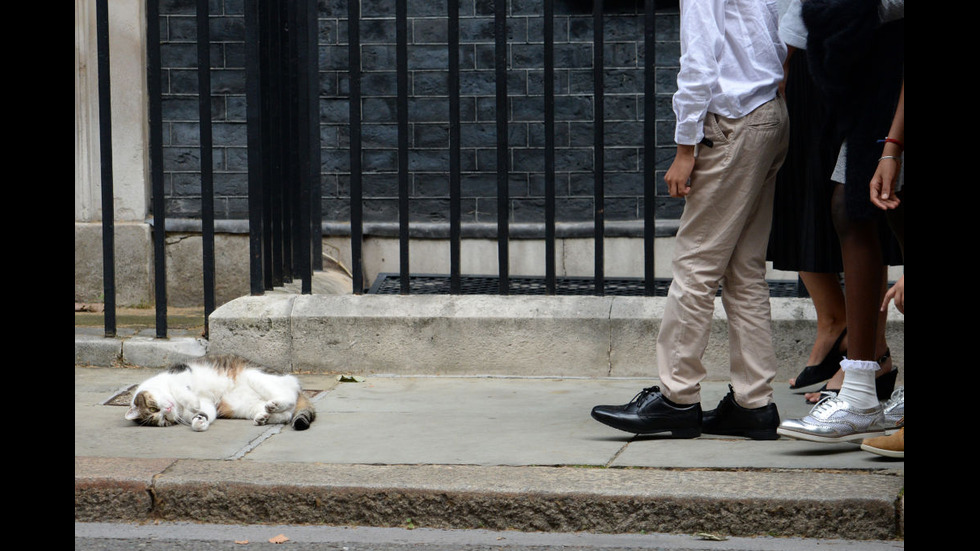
[803,0,904,221]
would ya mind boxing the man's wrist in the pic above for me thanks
[676,144,696,157]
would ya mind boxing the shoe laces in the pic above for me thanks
[809,394,843,418]
[713,384,738,410]
[887,386,904,405]
[814,389,838,403]
[629,386,660,405]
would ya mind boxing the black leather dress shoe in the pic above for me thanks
[591,386,702,437]
[702,385,780,440]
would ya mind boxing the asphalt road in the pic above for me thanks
[75,522,905,551]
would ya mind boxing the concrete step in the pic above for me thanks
[203,294,904,383]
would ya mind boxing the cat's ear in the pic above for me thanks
[125,405,141,421]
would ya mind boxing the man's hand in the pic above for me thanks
[665,144,696,198]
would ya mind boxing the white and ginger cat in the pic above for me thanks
[125,354,316,431]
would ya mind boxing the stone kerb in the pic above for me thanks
[288,294,615,376]
[207,294,295,372]
[206,293,903,379]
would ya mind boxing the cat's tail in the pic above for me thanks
[291,393,316,431]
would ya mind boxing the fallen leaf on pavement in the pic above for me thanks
[269,534,289,544]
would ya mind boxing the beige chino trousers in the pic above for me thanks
[657,96,789,410]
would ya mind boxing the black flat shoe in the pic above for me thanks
[789,328,847,389]
[591,386,702,438]
[702,385,780,440]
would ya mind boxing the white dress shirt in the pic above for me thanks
[779,0,807,49]
[673,0,787,145]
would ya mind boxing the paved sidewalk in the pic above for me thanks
[75,363,904,540]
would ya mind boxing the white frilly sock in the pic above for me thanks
[835,358,881,410]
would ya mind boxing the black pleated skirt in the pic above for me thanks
[768,54,903,273]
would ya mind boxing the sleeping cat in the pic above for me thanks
[124,354,316,431]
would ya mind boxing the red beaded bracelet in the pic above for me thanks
[879,137,904,150]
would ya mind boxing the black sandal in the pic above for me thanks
[790,328,847,389]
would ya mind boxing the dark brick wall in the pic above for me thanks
[157,0,683,229]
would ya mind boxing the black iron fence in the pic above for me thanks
[334,0,666,296]
[93,1,808,340]
[92,0,677,340]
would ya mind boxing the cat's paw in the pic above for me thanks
[254,412,270,425]
[265,400,287,413]
[191,414,210,431]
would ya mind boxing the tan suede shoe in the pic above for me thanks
[860,419,904,459]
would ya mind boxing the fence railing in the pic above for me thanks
[93,0,675,339]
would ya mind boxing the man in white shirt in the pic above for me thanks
[592,0,790,439]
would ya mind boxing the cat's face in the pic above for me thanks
[125,389,179,427]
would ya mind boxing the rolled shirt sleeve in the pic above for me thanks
[671,0,786,146]
[779,0,807,49]
[673,0,727,146]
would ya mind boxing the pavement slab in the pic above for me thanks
[76,366,903,540]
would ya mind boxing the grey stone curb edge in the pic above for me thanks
[75,457,904,540]
[75,333,208,369]
[75,295,904,380]
[205,295,904,378]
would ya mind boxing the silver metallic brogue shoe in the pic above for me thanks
[881,387,904,431]
[776,395,888,443]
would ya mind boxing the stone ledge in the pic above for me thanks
[204,295,904,380]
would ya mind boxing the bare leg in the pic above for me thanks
[803,184,892,404]
[797,271,847,369]
[805,269,891,401]
[834,187,879,361]
[804,185,891,410]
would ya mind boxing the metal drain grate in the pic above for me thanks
[367,274,805,298]
[104,385,138,406]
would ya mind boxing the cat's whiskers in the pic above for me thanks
[170,409,189,427]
